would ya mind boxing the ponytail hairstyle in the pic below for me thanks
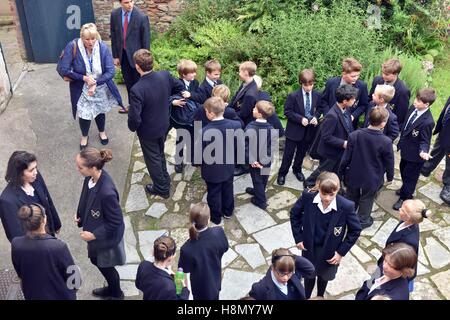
[310,171,340,194]
[79,148,113,170]
[382,242,417,279]
[189,202,210,241]
[17,203,46,234]
[153,235,176,262]
[403,199,432,224]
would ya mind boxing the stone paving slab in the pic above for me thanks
[350,245,372,264]
[116,264,139,281]
[361,221,383,237]
[371,218,399,247]
[419,182,444,205]
[433,226,450,251]
[253,222,295,254]
[419,218,440,232]
[172,182,186,202]
[326,252,371,297]
[276,210,290,220]
[145,203,168,219]
[282,171,309,191]
[235,244,266,269]
[233,174,253,195]
[124,216,141,264]
[411,278,441,300]
[138,230,167,261]
[235,203,277,234]
[424,237,450,269]
[170,228,190,249]
[133,161,146,172]
[417,261,430,276]
[222,248,238,268]
[267,190,298,211]
[121,281,140,297]
[131,172,145,184]
[183,164,196,181]
[431,270,450,299]
[125,184,149,213]
[419,241,429,266]
[220,269,265,300]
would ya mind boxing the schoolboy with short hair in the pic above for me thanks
[277,69,322,185]
[368,58,411,127]
[394,88,436,210]
[245,101,276,210]
[190,60,223,104]
[364,84,400,141]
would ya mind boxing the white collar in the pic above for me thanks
[183,79,191,88]
[413,108,428,118]
[88,178,97,189]
[212,116,224,121]
[313,193,337,214]
[21,185,35,196]
[396,221,413,232]
[206,77,216,87]
[256,118,267,123]
[377,103,388,109]
[270,270,288,295]
[154,263,171,275]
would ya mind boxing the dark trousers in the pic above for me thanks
[422,135,450,186]
[278,138,310,176]
[139,135,170,194]
[206,176,234,224]
[79,114,106,137]
[304,276,328,299]
[169,119,195,164]
[90,257,122,297]
[400,159,423,200]
[250,167,269,206]
[305,157,340,188]
[121,49,140,105]
[346,187,378,225]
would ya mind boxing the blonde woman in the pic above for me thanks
[59,23,124,149]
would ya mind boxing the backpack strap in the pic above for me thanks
[72,40,77,59]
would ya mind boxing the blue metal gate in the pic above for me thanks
[15,0,95,63]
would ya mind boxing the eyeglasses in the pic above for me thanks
[275,269,294,277]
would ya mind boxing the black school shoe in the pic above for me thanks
[440,185,450,205]
[245,187,255,195]
[92,286,110,298]
[99,133,109,145]
[392,198,404,211]
[277,175,286,186]
[145,184,170,199]
[294,171,305,182]
[175,163,184,173]
[251,197,267,210]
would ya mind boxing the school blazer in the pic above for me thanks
[59,40,124,118]
[249,256,315,300]
[190,79,223,104]
[12,234,77,300]
[257,90,286,137]
[245,121,275,168]
[76,170,124,251]
[284,89,322,142]
[200,119,243,183]
[339,128,394,191]
[178,227,229,300]
[433,96,450,150]
[320,77,368,117]
[110,6,150,67]
[128,71,185,139]
[369,76,411,127]
[397,108,435,163]
[0,172,61,242]
[229,80,259,126]
[290,190,362,272]
[193,106,243,128]
[317,104,352,160]
[355,275,410,300]
[363,103,400,141]
[135,261,189,300]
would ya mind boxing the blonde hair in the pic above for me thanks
[239,61,257,77]
[374,84,396,103]
[177,59,197,77]
[382,58,402,75]
[402,199,431,224]
[205,60,221,73]
[255,100,274,119]
[80,23,101,40]
[204,97,225,116]
[212,84,231,103]
[342,58,362,73]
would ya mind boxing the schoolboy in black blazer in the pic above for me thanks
[364,84,400,141]
[128,50,185,198]
[245,101,276,210]
[201,97,242,224]
[368,58,411,127]
[421,96,450,204]
[278,69,322,185]
[190,60,223,104]
[228,61,259,127]
[339,107,394,228]
[394,88,436,210]
[320,58,368,125]
[304,84,358,188]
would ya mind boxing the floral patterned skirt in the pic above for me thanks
[76,83,117,120]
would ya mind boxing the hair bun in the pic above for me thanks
[99,149,113,163]
[421,209,430,219]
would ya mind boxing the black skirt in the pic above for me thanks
[304,245,338,281]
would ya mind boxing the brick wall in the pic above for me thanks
[93,0,183,40]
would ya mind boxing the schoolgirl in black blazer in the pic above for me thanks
[290,172,361,299]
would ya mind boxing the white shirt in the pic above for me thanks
[183,79,191,90]
[256,119,267,123]
[212,116,224,121]
[88,178,97,189]
[302,89,312,112]
[368,276,386,294]
[270,270,288,295]
[395,221,412,232]
[21,185,35,197]
[206,77,216,88]
[405,108,428,127]
[154,263,171,275]
[313,193,337,214]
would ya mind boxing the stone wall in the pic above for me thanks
[0,45,12,115]
[93,0,183,40]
